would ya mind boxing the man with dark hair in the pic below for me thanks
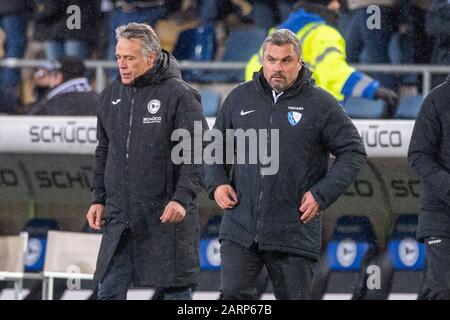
[206,29,367,300]
[29,57,98,115]
[408,75,450,300]
[86,22,207,300]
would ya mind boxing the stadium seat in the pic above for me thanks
[23,218,59,273]
[386,214,425,299]
[200,88,221,117]
[41,230,102,300]
[312,215,378,300]
[394,95,424,119]
[0,233,29,300]
[195,215,222,297]
[355,213,425,300]
[202,26,267,83]
[172,25,216,82]
[343,97,387,119]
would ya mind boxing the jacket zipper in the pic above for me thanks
[125,93,135,231]
[255,93,278,244]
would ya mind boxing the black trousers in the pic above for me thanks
[220,240,315,300]
[419,236,450,300]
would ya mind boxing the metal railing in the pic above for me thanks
[1,58,449,95]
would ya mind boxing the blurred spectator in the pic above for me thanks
[29,57,98,115]
[392,0,432,98]
[155,0,200,52]
[245,0,399,116]
[107,1,169,63]
[201,0,260,61]
[340,0,401,90]
[24,62,63,113]
[426,0,450,88]
[33,0,101,61]
[201,0,256,32]
[0,1,32,88]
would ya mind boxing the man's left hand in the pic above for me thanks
[160,201,186,223]
[299,191,320,224]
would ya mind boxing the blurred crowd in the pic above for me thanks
[0,0,448,115]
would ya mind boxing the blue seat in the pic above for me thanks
[222,26,267,63]
[22,219,59,273]
[326,215,377,271]
[394,95,424,119]
[343,97,387,119]
[199,215,222,270]
[312,215,378,299]
[172,25,215,61]
[382,214,426,298]
[172,25,216,82]
[202,26,267,83]
[200,88,221,117]
[388,214,425,271]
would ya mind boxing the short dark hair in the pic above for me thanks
[262,29,302,59]
[57,57,87,81]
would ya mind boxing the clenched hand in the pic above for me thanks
[213,184,239,209]
[86,204,105,230]
[299,191,320,224]
[160,201,186,223]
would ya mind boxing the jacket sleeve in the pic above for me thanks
[308,25,379,101]
[309,100,367,210]
[408,93,450,207]
[204,93,234,199]
[171,89,208,209]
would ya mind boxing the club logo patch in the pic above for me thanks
[147,99,161,114]
[287,111,302,126]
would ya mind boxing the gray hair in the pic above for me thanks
[115,22,162,59]
[262,29,302,59]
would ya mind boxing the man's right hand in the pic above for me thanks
[213,185,239,210]
[86,204,105,230]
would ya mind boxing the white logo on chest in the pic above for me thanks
[147,99,161,114]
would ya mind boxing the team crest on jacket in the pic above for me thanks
[147,99,161,114]
[287,111,302,126]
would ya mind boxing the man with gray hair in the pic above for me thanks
[205,29,367,299]
[86,22,207,300]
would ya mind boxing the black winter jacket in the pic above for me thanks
[205,65,367,261]
[408,75,450,241]
[92,51,207,287]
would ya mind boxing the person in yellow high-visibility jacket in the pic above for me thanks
[245,0,398,106]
